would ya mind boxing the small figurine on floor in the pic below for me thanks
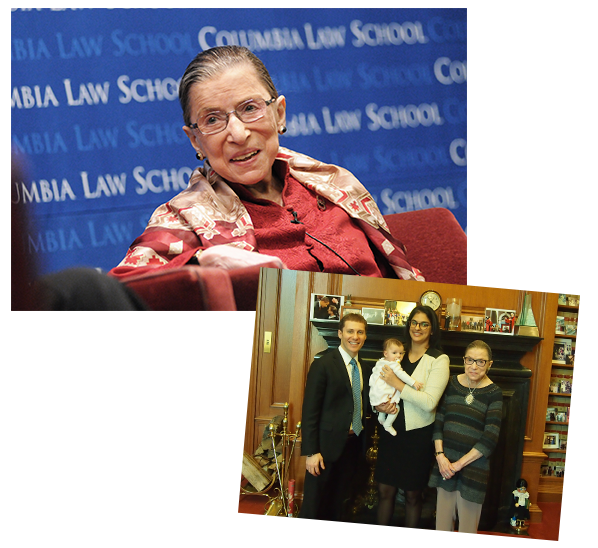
[509,478,531,533]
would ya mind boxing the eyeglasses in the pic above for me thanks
[188,97,276,135]
[410,320,430,329]
[463,357,488,367]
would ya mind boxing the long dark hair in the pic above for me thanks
[405,305,442,352]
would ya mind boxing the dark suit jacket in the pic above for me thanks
[301,348,372,463]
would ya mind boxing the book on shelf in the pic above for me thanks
[553,337,573,364]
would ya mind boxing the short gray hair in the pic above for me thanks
[179,45,279,127]
[465,340,493,361]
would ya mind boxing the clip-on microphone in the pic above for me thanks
[289,210,361,276]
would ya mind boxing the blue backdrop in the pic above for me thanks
[11,8,467,275]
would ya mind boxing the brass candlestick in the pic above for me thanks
[350,425,380,515]
[264,402,301,518]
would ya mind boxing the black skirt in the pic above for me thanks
[373,352,435,491]
[374,419,434,491]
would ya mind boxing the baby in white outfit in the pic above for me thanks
[369,338,423,436]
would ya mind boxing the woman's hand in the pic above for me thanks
[437,453,457,480]
[375,401,398,415]
[380,364,406,392]
[198,245,285,269]
[450,460,465,473]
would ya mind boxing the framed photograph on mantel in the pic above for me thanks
[341,306,361,318]
[461,314,485,333]
[484,308,517,335]
[310,294,344,321]
[383,300,416,326]
[467,264,490,280]
[361,307,385,325]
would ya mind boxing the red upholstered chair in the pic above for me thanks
[122,260,283,311]
[122,207,466,311]
[383,208,467,285]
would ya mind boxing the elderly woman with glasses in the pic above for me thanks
[428,339,503,534]
[373,304,450,528]
[110,45,423,281]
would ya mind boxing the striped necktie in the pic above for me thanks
[350,358,362,436]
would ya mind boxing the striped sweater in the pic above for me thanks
[429,375,503,504]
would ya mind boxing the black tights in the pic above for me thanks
[377,483,423,527]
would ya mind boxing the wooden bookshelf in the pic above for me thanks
[538,295,578,503]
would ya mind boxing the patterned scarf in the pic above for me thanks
[113,147,424,281]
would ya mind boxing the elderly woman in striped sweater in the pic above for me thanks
[429,340,503,534]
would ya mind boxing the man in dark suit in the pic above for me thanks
[299,313,371,521]
[313,296,331,319]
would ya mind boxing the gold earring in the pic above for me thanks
[196,151,205,161]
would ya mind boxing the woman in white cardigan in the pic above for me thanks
[373,305,450,527]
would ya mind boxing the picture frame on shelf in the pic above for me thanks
[556,466,573,478]
[341,306,361,317]
[383,300,416,326]
[555,411,567,423]
[484,308,516,335]
[310,294,344,321]
[555,316,565,335]
[461,314,485,332]
[553,339,567,364]
[549,379,560,393]
[567,295,580,306]
[543,432,560,450]
[361,307,385,325]
[546,407,557,421]
[565,323,577,336]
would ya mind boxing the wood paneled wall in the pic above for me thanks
[243,269,557,518]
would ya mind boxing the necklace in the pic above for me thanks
[465,376,482,405]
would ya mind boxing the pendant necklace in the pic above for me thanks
[465,376,482,405]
